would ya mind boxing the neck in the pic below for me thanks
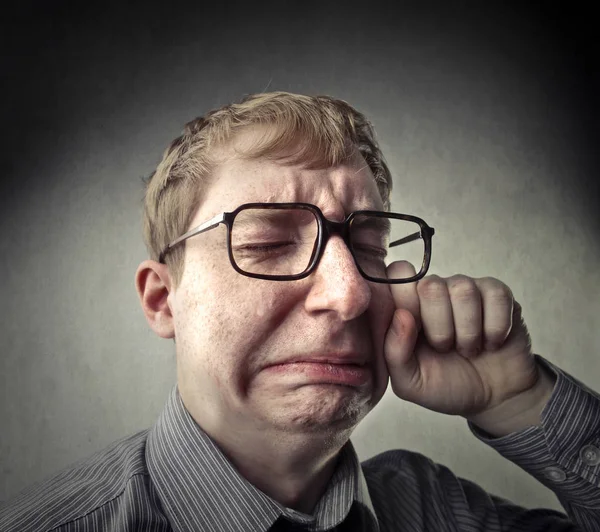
[180,393,351,514]
[219,431,346,513]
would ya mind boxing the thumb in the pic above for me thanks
[384,308,421,395]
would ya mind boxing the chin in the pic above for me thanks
[275,387,372,434]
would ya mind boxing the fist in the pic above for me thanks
[383,262,538,418]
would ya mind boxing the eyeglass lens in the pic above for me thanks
[230,207,424,281]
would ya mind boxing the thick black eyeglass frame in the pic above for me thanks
[158,202,435,284]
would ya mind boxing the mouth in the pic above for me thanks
[264,361,371,387]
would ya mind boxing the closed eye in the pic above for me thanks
[235,242,296,253]
[353,245,388,260]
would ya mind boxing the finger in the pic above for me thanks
[383,308,421,396]
[510,301,531,351]
[417,274,454,352]
[473,277,513,350]
[447,275,482,358]
[387,261,422,331]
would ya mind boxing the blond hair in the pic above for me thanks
[142,91,393,288]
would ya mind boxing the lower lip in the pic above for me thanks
[264,362,370,386]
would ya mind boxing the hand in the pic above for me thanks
[383,262,556,435]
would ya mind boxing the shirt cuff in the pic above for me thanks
[468,355,600,508]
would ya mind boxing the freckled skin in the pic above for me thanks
[138,141,397,510]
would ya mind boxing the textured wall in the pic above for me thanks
[1,0,598,512]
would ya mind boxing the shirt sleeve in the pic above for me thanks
[467,354,600,531]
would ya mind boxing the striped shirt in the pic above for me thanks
[1,355,599,531]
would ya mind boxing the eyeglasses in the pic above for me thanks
[159,203,435,284]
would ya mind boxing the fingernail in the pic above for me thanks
[394,315,404,337]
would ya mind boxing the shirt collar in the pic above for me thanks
[146,385,379,532]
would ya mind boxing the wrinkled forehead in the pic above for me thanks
[199,127,384,220]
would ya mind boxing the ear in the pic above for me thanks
[135,260,176,339]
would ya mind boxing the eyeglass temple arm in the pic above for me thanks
[389,231,421,248]
[159,213,225,262]
[389,226,435,248]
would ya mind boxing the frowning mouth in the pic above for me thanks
[264,361,371,386]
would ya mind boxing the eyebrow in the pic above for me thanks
[234,209,315,228]
[351,216,392,233]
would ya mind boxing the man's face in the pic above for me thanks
[168,140,396,439]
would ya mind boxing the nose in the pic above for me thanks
[304,234,372,321]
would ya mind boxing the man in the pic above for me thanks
[1,91,598,531]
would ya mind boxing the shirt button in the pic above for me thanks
[580,444,600,466]
[543,467,566,482]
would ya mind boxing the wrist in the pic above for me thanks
[468,363,557,438]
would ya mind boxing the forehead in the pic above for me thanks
[197,148,384,223]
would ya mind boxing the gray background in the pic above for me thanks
[1,0,598,513]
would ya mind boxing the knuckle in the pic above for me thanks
[418,276,446,300]
[448,278,478,301]
[486,325,508,336]
[487,289,513,307]
[448,274,471,283]
[485,328,509,346]
[428,334,454,350]
[481,278,513,302]
[460,331,481,344]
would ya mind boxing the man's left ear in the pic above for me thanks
[134,260,175,339]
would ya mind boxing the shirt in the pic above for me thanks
[1,355,599,531]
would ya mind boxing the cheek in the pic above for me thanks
[254,296,276,318]
[175,269,288,372]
